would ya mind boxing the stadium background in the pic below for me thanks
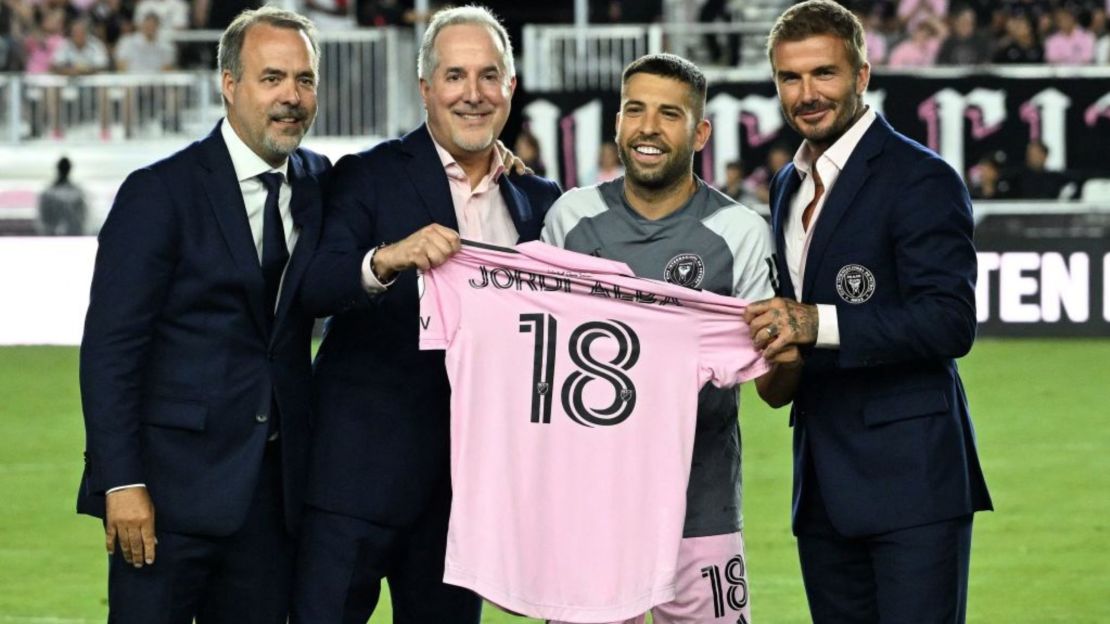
[1,0,1108,621]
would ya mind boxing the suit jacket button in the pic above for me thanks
[255,413,269,423]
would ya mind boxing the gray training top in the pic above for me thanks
[541,177,777,537]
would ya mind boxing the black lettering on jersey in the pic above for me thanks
[472,266,571,292]
[562,319,640,428]
[589,282,611,298]
[725,554,749,610]
[419,316,431,330]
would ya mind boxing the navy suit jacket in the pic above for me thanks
[301,124,562,525]
[769,115,992,538]
[77,123,331,536]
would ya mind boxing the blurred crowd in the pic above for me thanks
[850,0,1110,66]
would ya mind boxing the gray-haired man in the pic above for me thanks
[291,5,561,623]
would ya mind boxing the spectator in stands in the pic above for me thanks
[1044,4,1096,63]
[750,141,793,204]
[1016,140,1071,198]
[32,0,80,26]
[993,12,1044,63]
[37,156,87,236]
[303,0,355,30]
[513,126,546,177]
[115,12,177,136]
[698,0,740,65]
[888,14,947,66]
[51,17,109,75]
[89,0,134,48]
[596,141,623,183]
[1098,24,1110,61]
[22,8,66,74]
[968,153,1012,200]
[720,160,757,205]
[357,0,415,27]
[0,0,20,70]
[898,0,948,33]
[115,11,173,71]
[592,0,662,24]
[193,0,262,29]
[133,0,188,32]
[854,8,888,65]
[937,5,991,64]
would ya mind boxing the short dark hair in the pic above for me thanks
[767,0,868,71]
[621,53,707,120]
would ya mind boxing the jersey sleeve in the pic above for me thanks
[731,215,777,302]
[418,265,460,351]
[697,302,771,388]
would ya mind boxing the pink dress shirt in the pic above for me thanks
[1045,28,1096,64]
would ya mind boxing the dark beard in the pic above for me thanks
[618,141,694,190]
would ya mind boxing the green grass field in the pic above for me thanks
[1,339,1108,622]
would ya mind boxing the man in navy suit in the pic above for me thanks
[291,6,561,623]
[78,8,330,622]
[743,1,992,622]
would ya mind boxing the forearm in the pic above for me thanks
[755,361,802,408]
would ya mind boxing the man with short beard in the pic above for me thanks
[541,53,800,624]
[744,1,992,622]
[292,6,561,622]
[77,7,330,622]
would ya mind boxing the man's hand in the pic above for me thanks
[745,297,819,361]
[496,140,534,176]
[105,487,156,568]
[372,224,461,282]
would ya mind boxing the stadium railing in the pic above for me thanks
[0,28,420,144]
[522,22,775,91]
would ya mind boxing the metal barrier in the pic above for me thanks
[522,22,774,91]
[0,28,420,144]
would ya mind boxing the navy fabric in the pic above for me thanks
[258,171,288,317]
[78,121,330,618]
[768,115,991,620]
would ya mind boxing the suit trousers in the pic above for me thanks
[795,456,973,624]
[291,485,481,624]
[107,441,293,624]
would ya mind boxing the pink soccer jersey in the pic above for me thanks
[419,240,769,623]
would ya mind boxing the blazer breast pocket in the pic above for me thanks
[141,398,208,432]
[863,388,948,428]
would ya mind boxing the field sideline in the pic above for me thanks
[0,339,1107,622]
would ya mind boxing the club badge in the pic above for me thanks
[835,264,876,304]
[664,253,705,289]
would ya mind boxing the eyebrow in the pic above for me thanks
[444,64,502,74]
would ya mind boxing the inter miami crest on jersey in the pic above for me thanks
[836,264,876,304]
[664,253,706,289]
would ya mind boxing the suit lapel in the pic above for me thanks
[801,117,888,300]
[773,165,801,300]
[500,177,537,243]
[273,151,320,331]
[402,125,459,230]
[198,123,269,338]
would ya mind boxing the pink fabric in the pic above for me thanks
[431,137,518,247]
[1045,28,1096,64]
[23,34,64,74]
[888,37,942,67]
[419,241,768,623]
[897,0,947,32]
[548,531,752,624]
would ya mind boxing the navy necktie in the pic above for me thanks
[258,172,288,317]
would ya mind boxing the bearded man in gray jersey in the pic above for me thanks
[541,53,800,624]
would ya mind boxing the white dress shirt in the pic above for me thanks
[107,119,294,494]
[785,106,877,349]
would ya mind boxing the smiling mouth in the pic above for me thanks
[455,111,491,122]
